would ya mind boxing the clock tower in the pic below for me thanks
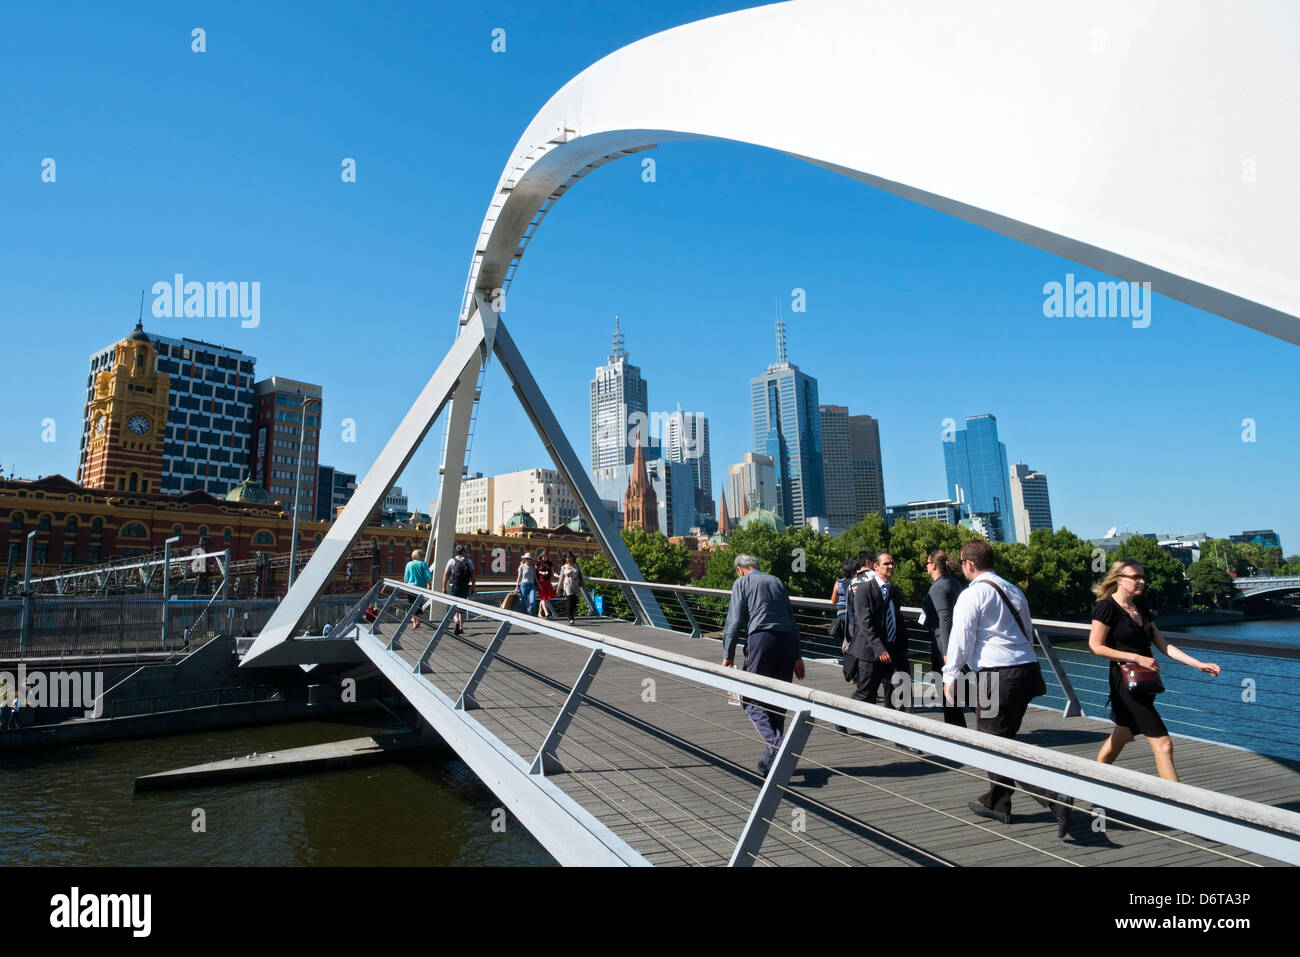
[82,320,170,493]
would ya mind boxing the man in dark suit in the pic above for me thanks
[922,549,967,727]
[849,553,906,709]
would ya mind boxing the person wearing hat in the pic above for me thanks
[514,552,539,616]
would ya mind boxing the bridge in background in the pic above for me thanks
[1235,576,1300,599]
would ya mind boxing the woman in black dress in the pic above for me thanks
[1089,560,1220,781]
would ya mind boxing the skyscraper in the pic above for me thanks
[819,405,886,531]
[726,452,779,521]
[1009,461,1053,544]
[589,316,649,471]
[662,405,713,527]
[254,377,322,523]
[943,413,1014,543]
[750,319,825,527]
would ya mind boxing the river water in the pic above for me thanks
[4,618,1295,866]
[2,714,555,866]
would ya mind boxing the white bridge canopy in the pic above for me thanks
[462,0,1300,345]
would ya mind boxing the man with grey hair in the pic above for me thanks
[722,554,806,775]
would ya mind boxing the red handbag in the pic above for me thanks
[1118,661,1164,694]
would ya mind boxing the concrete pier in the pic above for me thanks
[134,731,440,791]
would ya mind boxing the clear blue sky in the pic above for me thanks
[2,1,1296,552]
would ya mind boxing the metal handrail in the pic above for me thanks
[365,579,1300,866]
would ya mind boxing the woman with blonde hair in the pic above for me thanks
[1089,559,1220,781]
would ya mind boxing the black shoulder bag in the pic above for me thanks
[981,581,1047,698]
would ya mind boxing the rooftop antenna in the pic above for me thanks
[609,315,628,362]
[774,297,787,364]
[135,289,145,332]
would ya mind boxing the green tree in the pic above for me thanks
[578,551,631,619]
[885,518,978,605]
[1281,555,1300,576]
[779,524,845,599]
[620,526,691,585]
[1198,538,1250,576]
[840,513,890,563]
[1187,560,1235,606]
[1023,527,1098,620]
[1110,536,1188,611]
[991,540,1036,596]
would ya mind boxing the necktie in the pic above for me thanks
[882,585,896,643]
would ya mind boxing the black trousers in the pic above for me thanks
[851,646,907,710]
[930,646,968,728]
[975,663,1057,815]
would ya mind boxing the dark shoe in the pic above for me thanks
[568,618,575,625]
[835,725,848,735]
[757,757,772,776]
[1053,797,1074,839]
[968,801,1011,825]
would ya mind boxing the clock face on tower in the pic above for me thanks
[127,414,151,436]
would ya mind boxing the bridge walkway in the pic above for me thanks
[382,609,1296,867]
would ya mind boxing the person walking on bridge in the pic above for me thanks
[943,540,1073,838]
[721,554,806,776]
[403,549,432,631]
[443,545,476,636]
[1089,560,1220,782]
[847,553,905,710]
[923,550,967,727]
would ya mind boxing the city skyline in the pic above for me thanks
[2,2,1296,551]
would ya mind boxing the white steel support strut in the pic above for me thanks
[430,346,482,579]
[243,313,487,664]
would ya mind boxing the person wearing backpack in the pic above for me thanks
[403,549,433,630]
[442,545,476,636]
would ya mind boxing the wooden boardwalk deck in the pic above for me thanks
[385,611,1300,867]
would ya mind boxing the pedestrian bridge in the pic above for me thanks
[246,579,1300,867]
[1235,576,1300,599]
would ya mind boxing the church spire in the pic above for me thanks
[623,426,659,533]
[717,487,732,535]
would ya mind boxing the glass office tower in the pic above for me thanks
[750,345,825,528]
[943,413,1014,543]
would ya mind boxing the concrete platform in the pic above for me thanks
[134,731,438,791]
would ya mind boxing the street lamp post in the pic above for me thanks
[288,395,320,590]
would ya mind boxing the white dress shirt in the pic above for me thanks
[942,571,1037,683]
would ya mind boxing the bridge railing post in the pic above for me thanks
[456,620,511,710]
[730,710,813,867]
[531,648,604,775]
[1034,628,1083,718]
[411,603,456,672]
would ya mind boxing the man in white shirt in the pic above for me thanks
[942,540,1073,838]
